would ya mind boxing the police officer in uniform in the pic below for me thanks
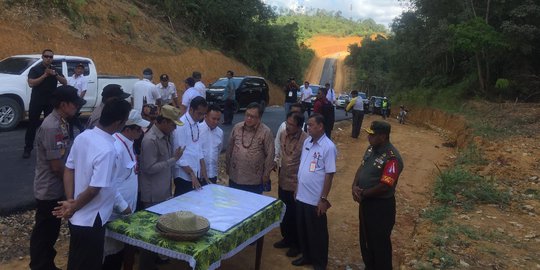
[29,85,84,270]
[352,121,403,270]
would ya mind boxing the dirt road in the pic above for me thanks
[1,114,453,269]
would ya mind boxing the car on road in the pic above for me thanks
[206,76,269,113]
[0,55,138,131]
[368,96,391,115]
[335,94,350,109]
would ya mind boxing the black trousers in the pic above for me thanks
[351,110,365,138]
[359,197,396,270]
[278,186,299,248]
[25,97,53,150]
[29,198,62,270]
[174,177,208,196]
[229,179,263,194]
[296,201,328,269]
[302,102,312,116]
[67,214,105,270]
[223,99,235,124]
[102,249,124,270]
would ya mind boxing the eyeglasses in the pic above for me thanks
[42,55,53,59]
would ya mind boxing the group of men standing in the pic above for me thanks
[25,48,404,270]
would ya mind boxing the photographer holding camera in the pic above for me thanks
[23,49,68,159]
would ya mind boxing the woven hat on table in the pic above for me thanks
[156,211,210,241]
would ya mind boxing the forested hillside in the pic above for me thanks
[346,0,540,104]
[275,9,386,40]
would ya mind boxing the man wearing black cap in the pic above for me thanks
[23,49,68,159]
[87,84,130,129]
[352,121,404,270]
[29,85,84,270]
[156,74,179,108]
[132,68,161,111]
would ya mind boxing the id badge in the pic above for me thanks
[288,91,293,97]
[309,160,316,172]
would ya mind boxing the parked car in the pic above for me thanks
[335,94,350,109]
[205,76,269,113]
[0,54,138,131]
[368,96,391,116]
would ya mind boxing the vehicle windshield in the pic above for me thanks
[0,57,39,75]
[358,93,367,99]
[338,95,348,100]
[210,78,243,89]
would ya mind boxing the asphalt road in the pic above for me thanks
[0,106,351,215]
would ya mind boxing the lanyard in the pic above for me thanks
[115,134,134,161]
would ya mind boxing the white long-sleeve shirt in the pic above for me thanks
[199,121,223,178]
[173,113,204,180]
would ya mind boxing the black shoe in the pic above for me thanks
[273,239,290,249]
[286,247,300,257]
[22,149,31,159]
[292,257,311,266]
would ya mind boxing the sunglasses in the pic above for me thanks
[42,55,53,59]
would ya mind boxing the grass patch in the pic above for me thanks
[455,144,487,166]
[422,205,452,224]
[427,248,457,269]
[434,166,510,208]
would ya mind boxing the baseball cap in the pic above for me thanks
[143,68,153,75]
[364,121,391,135]
[102,84,130,99]
[53,85,86,107]
[160,105,183,126]
[125,109,150,127]
[160,74,169,81]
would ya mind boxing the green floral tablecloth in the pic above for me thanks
[106,199,284,270]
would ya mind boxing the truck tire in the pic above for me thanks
[0,97,22,132]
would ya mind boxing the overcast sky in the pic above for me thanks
[262,0,408,27]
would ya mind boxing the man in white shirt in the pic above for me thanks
[102,109,149,269]
[180,77,202,115]
[199,104,223,184]
[325,82,336,106]
[193,71,206,99]
[300,81,313,116]
[156,74,179,108]
[293,113,337,270]
[131,68,161,111]
[67,63,88,137]
[53,99,131,270]
[173,96,209,195]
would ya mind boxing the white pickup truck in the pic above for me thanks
[0,54,138,131]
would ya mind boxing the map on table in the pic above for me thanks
[146,184,277,232]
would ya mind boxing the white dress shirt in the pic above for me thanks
[199,121,223,178]
[132,79,160,111]
[301,86,312,103]
[326,88,336,104]
[66,127,116,226]
[181,87,203,108]
[68,74,88,96]
[194,81,206,99]
[110,133,137,221]
[274,121,286,165]
[173,113,204,180]
[296,134,337,206]
[156,82,177,105]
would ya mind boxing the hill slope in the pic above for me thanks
[0,0,285,104]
